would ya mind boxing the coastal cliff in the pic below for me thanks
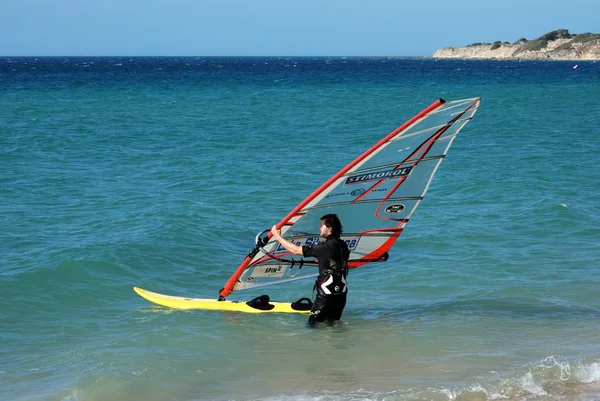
[433,29,600,60]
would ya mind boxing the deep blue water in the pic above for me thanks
[2,57,600,401]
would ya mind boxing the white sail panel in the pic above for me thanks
[220,97,481,298]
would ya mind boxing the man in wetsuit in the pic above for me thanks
[270,213,350,325]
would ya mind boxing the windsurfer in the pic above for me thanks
[271,214,350,325]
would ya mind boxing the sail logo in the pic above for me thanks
[345,166,412,184]
[253,265,285,278]
[385,204,405,214]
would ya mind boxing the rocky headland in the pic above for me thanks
[433,29,600,60]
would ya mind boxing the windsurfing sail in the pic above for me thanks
[219,97,481,299]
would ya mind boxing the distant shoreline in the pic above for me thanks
[0,55,598,61]
[433,29,600,61]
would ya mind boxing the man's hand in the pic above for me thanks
[270,225,303,255]
[271,225,281,239]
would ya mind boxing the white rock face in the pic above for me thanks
[433,38,600,60]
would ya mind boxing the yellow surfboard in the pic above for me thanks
[133,287,312,314]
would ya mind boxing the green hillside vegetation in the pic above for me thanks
[516,29,573,53]
[555,33,600,51]
[490,41,502,50]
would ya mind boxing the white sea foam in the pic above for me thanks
[574,362,600,383]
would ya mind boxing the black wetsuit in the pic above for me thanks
[302,237,350,325]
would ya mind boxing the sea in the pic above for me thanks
[1,56,600,401]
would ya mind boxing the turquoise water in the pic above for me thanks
[2,57,600,401]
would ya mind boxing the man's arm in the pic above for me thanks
[270,225,303,255]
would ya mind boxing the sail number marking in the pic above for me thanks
[276,237,359,251]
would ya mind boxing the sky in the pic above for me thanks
[0,0,598,57]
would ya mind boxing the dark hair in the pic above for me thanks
[320,214,343,237]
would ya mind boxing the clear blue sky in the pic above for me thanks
[1,0,598,57]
